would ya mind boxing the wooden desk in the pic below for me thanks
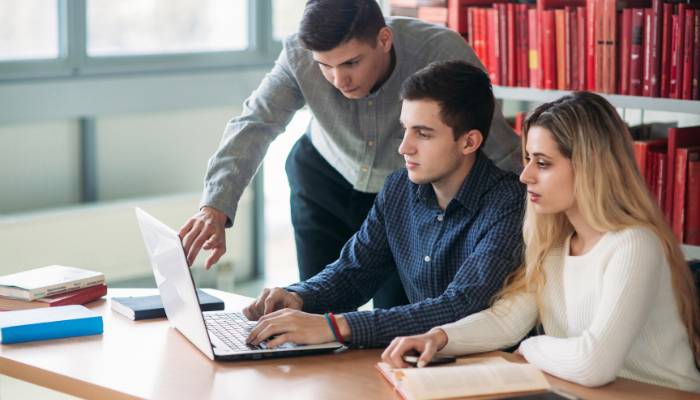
[0,288,696,400]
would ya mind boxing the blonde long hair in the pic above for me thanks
[497,91,700,368]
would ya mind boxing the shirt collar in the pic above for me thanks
[413,151,495,213]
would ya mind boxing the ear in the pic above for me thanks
[377,27,393,53]
[459,129,483,156]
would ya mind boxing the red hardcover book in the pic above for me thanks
[517,4,530,87]
[577,6,587,90]
[555,9,567,90]
[488,7,500,85]
[498,3,508,87]
[694,11,700,100]
[570,6,579,90]
[646,0,663,97]
[587,0,597,90]
[601,0,617,93]
[621,8,633,95]
[660,2,673,98]
[653,151,668,212]
[467,7,476,43]
[672,147,700,242]
[633,138,666,181]
[665,126,700,219]
[0,284,107,311]
[528,8,542,88]
[642,9,653,96]
[474,8,484,64]
[681,9,695,100]
[630,8,645,96]
[448,0,468,33]
[685,154,700,245]
[507,3,517,86]
[670,3,687,99]
[543,10,557,89]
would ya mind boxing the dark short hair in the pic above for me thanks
[298,0,386,51]
[400,61,495,143]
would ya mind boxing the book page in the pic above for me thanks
[391,361,550,400]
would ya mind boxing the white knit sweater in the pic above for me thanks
[439,227,700,392]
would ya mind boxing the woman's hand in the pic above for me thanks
[381,328,449,368]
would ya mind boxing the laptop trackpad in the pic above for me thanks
[259,341,297,350]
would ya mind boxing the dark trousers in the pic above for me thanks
[285,135,409,309]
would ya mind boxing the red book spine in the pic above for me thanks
[681,9,695,100]
[570,6,579,90]
[480,7,489,66]
[694,11,700,100]
[498,4,508,87]
[643,9,653,96]
[543,10,557,89]
[488,8,500,85]
[475,8,484,65]
[507,3,517,86]
[467,6,475,44]
[587,0,597,90]
[630,8,645,96]
[670,4,687,99]
[672,148,691,242]
[665,126,700,218]
[648,0,663,98]
[528,8,542,88]
[685,155,700,245]
[448,0,468,34]
[41,284,108,307]
[602,0,617,93]
[621,8,633,95]
[577,6,587,90]
[517,4,530,87]
[656,152,667,214]
[555,9,567,90]
[660,3,673,98]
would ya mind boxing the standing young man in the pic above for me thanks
[243,61,525,348]
[179,0,521,308]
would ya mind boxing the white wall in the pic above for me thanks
[0,120,81,213]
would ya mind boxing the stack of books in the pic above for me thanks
[0,265,107,311]
[631,124,700,245]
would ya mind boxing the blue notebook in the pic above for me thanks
[110,289,224,320]
[0,305,103,344]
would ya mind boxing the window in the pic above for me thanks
[87,0,248,56]
[272,0,305,42]
[0,0,59,61]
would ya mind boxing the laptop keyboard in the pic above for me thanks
[204,312,261,351]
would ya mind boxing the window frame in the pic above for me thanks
[0,0,275,82]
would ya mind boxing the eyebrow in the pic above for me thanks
[400,124,435,131]
[313,55,362,67]
[527,152,552,159]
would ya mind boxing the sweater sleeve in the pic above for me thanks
[439,290,539,355]
[518,229,664,387]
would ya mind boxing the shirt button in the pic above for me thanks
[368,140,375,147]
[368,100,373,107]
[437,214,444,222]
[424,256,431,262]
[361,166,368,173]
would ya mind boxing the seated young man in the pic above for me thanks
[245,61,525,348]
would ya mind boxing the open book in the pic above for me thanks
[377,356,551,400]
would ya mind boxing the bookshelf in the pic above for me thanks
[494,86,700,115]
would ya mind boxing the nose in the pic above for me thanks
[398,131,414,155]
[519,159,535,185]
[334,69,350,89]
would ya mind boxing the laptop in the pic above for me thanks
[134,207,344,361]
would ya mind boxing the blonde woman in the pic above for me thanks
[381,92,700,392]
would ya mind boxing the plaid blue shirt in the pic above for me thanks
[286,152,525,347]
